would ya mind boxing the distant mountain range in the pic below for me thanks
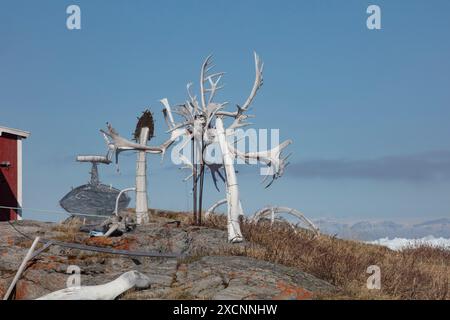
[313,218,450,241]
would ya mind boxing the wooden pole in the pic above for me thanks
[198,134,205,226]
[192,136,198,225]
[3,236,40,300]
[198,164,204,226]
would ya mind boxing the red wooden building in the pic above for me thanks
[0,126,30,221]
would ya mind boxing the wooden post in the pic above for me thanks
[3,236,40,300]
[136,127,150,225]
[192,136,198,225]
[198,134,205,226]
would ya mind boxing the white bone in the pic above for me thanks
[251,206,320,236]
[205,198,227,218]
[36,271,151,300]
[216,117,243,243]
[160,53,292,243]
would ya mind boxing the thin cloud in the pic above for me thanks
[288,150,450,182]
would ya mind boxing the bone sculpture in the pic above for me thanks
[36,271,151,300]
[100,122,166,165]
[160,53,292,243]
[100,115,179,224]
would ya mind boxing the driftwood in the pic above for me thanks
[3,236,40,300]
[36,270,151,300]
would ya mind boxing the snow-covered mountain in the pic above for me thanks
[367,236,450,251]
[313,218,450,241]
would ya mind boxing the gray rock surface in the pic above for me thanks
[0,218,335,300]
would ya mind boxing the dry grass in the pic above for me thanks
[202,214,449,300]
[51,218,84,242]
[49,209,449,299]
[151,209,194,225]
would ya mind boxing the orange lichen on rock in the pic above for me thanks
[114,238,132,250]
[15,280,30,300]
[85,237,114,247]
[29,261,60,271]
[84,236,133,250]
[273,281,313,300]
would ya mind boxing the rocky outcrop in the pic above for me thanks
[0,217,335,300]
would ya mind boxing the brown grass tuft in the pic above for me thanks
[202,214,450,300]
[51,218,84,242]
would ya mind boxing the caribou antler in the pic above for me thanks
[241,52,264,112]
[228,110,255,130]
[227,139,292,188]
[160,98,176,130]
[214,53,263,120]
[186,83,200,113]
[159,52,292,244]
[200,55,226,111]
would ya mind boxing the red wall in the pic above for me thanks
[0,133,18,221]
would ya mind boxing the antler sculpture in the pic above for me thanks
[160,53,292,243]
[100,122,165,167]
[99,111,184,224]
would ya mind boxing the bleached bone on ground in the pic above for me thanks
[36,271,151,300]
[98,210,136,236]
[103,223,119,237]
[251,206,320,236]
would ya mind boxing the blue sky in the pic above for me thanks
[1,0,450,222]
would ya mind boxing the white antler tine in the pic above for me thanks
[204,64,215,75]
[242,52,264,111]
[200,54,213,111]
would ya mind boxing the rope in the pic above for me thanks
[7,221,182,259]
[0,205,110,219]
